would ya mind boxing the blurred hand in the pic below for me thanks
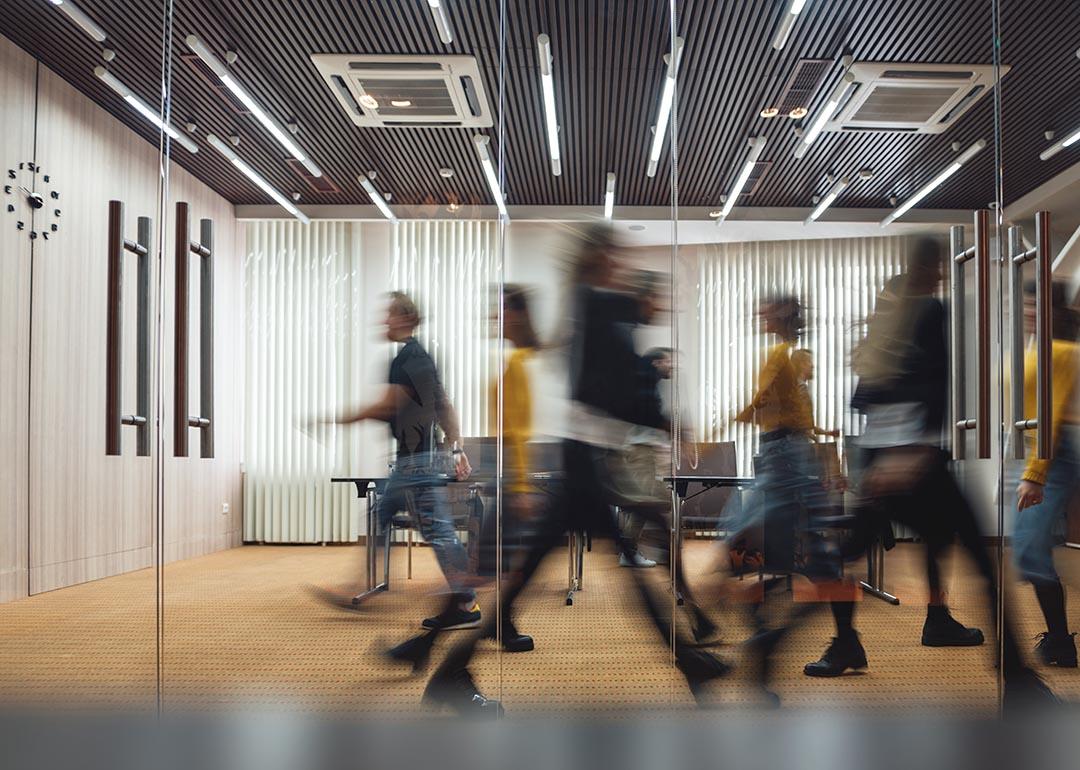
[1017,480,1044,511]
[825,428,841,438]
[455,451,472,481]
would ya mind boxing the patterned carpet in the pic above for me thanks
[1,540,1078,715]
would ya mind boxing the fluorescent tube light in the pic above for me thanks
[717,136,767,221]
[881,140,986,226]
[536,34,562,176]
[1040,126,1080,161]
[794,72,854,159]
[604,172,616,220]
[358,175,398,223]
[207,134,309,224]
[646,37,684,178]
[804,177,850,225]
[94,67,198,153]
[186,35,321,177]
[46,0,107,43]
[473,134,508,219]
[772,0,809,50]
[427,0,453,44]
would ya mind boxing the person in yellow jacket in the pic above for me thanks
[1013,280,1080,668]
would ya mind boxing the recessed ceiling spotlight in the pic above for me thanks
[788,107,808,119]
[286,121,299,134]
[291,192,301,201]
[438,167,454,178]
[185,121,197,133]
[1045,130,1055,141]
[447,202,461,213]
[101,49,116,62]
[224,50,239,65]
[358,94,379,110]
[858,168,874,180]
[390,99,413,107]
[889,195,898,206]
[951,141,961,152]
[812,195,821,205]
[228,134,240,147]
[708,210,723,218]
[629,224,646,231]
[760,107,779,119]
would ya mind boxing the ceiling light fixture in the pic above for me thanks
[358,94,379,110]
[427,0,454,45]
[473,134,508,219]
[772,0,809,51]
[760,107,779,119]
[45,0,107,42]
[1039,126,1080,160]
[880,139,986,226]
[794,71,855,159]
[717,136,767,222]
[536,34,562,177]
[646,36,685,178]
[788,107,808,119]
[206,134,309,224]
[804,176,850,225]
[186,35,321,177]
[94,67,198,152]
[358,174,398,223]
[603,172,616,220]
[390,99,412,107]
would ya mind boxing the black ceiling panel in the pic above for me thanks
[2,0,1077,214]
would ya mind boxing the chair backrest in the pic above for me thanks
[680,441,738,525]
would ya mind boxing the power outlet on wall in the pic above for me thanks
[222,502,230,515]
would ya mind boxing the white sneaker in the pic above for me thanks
[619,552,657,568]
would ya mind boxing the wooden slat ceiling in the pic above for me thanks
[3,0,1078,214]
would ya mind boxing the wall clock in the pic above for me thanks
[4,161,61,241]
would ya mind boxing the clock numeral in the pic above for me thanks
[29,231,37,240]
[18,163,24,171]
[51,224,58,232]
[16,221,25,230]
[50,191,59,200]
[6,170,14,180]
[42,232,49,241]
[6,205,13,213]
[3,185,10,194]
[43,175,49,183]
[54,209,61,217]
[26,162,36,172]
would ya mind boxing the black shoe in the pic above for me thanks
[691,612,722,647]
[746,627,785,707]
[1034,631,1078,668]
[921,610,985,647]
[385,635,434,673]
[501,622,534,653]
[421,603,482,631]
[803,634,868,677]
[676,646,731,704]
[423,668,504,718]
[1003,666,1058,713]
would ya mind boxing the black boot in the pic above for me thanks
[676,646,731,704]
[386,634,435,673]
[500,619,535,653]
[423,668,504,718]
[921,605,985,647]
[803,633,868,677]
[1034,631,1079,668]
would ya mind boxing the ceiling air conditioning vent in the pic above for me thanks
[826,62,1008,134]
[311,54,493,128]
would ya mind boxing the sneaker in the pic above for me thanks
[423,668,504,718]
[803,634,868,677]
[921,609,985,647]
[421,603,482,631]
[619,552,657,568]
[1034,631,1079,668]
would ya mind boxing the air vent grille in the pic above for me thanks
[776,59,830,114]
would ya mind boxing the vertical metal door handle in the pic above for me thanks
[975,209,991,459]
[1036,211,1053,460]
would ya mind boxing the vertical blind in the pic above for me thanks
[692,236,910,474]
[243,220,365,542]
[392,220,500,439]
[243,219,499,543]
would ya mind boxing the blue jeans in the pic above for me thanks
[378,454,475,603]
[731,431,838,576]
[1013,426,1080,585]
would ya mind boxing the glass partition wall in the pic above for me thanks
[0,0,172,710]
[9,0,1070,720]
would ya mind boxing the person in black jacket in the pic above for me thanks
[834,238,1054,708]
[419,224,730,715]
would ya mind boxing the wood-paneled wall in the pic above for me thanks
[0,38,37,603]
[0,33,244,600]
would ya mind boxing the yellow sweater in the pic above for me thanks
[489,347,534,493]
[736,342,812,433]
[1021,339,1080,484]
